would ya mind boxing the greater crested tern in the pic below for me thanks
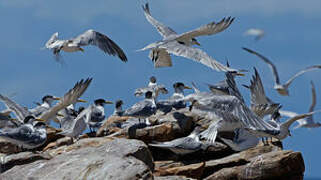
[0,116,47,149]
[157,82,192,114]
[58,105,88,139]
[29,95,61,117]
[45,29,127,62]
[123,91,156,124]
[134,76,168,99]
[139,3,239,73]
[85,99,113,132]
[187,94,319,143]
[280,81,321,129]
[113,100,124,116]
[243,47,321,96]
[243,28,265,41]
[0,78,92,124]
[149,126,203,155]
[243,67,280,118]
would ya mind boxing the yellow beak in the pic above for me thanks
[236,73,245,76]
[35,118,46,122]
[184,86,192,89]
[56,113,64,117]
[79,48,85,52]
[77,99,87,103]
[53,97,61,101]
[104,100,113,104]
[195,41,201,46]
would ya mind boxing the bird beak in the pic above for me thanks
[184,86,192,89]
[195,41,201,46]
[236,72,245,76]
[53,97,61,101]
[80,48,85,52]
[77,99,87,103]
[9,118,17,121]
[35,118,46,122]
[56,113,64,117]
[104,100,113,104]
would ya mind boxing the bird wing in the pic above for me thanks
[72,29,127,62]
[0,94,31,122]
[149,48,173,68]
[142,3,177,38]
[243,47,280,85]
[134,87,149,97]
[124,100,152,116]
[175,17,234,41]
[191,82,200,93]
[225,72,245,103]
[45,32,59,48]
[282,110,321,129]
[29,106,49,117]
[39,78,92,121]
[306,81,317,124]
[163,41,237,72]
[284,65,321,88]
[248,68,272,105]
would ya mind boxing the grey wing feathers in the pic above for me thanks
[165,41,236,72]
[149,48,173,68]
[284,65,321,88]
[309,81,316,113]
[142,3,177,38]
[39,78,92,121]
[175,17,234,40]
[225,72,245,103]
[0,94,31,122]
[74,30,127,62]
[243,47,280,85]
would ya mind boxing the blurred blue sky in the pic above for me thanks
[0,0,320,177]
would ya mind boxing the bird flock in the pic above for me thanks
[0,3,321,154]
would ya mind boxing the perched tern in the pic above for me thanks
[0,116,47,149]
[86,99,113,132]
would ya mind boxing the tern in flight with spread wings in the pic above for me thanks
[280,81,321,129]
[243,47,321,96]
[45,29,127,63]
[138,3,241,73]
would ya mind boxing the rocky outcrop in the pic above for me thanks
[1,138,154,180]
[0,109,306,180]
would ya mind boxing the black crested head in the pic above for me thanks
[34,121,46,128]
[24,115,36,124]
[271,110,281,120]
[94,99,106,106]
[145,91,153,99]
[173,82,185,89]
[42,95,54,102]
[78,106,85,113]
[115,100,123,108]
[150,76,157,83]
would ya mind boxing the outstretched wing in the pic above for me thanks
[175,17,234,41]
[73,29,127,62]
[163,41,237,72]
[39,78,92,122]
[45,32,59,48]
[142,3,177,38]
[284,65,321,88]
[243,47,280,85]
[0,94,31,122]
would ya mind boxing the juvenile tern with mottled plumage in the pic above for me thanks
[243,47,321,96]
[0,116,47,149]
[139,3,239,73]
